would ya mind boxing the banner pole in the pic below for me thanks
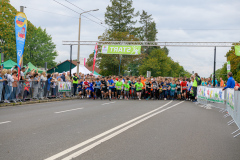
[119,55,122,76]
[213,46,216,88]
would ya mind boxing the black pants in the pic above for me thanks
[192,86,197,99]
[73,84,78,96]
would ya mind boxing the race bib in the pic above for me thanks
[117,86,121,89]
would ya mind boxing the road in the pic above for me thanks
[0,99,240,160]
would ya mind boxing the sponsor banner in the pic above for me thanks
[58,82,71,92]
[15,12,27,68]
[235,45,240,56]
[197,86,224,103]
[101,45,141,55]
[92,43,98,74]
[226,89,234,110]
[227,61,231,73]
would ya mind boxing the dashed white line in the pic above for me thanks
[45,101,173,160]
[101,101,116,105]
[0,121,11,125]
[54,108,83,114]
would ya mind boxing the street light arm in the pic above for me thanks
[80,9,99,16]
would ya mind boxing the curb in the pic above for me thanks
[0,97,79,107]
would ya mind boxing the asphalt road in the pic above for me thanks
[0,99,240,160]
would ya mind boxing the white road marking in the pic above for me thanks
[62,101,184,160]
[45,101,173,160]
[0,121,11,125]
[101,101,116,105]
[54,108,83,114]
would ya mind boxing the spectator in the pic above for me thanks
[4,69,14,103]
[11,70,18,102]
[61,72,66,82]
[220,77,224,87]
[235,81,240,87]
[192,73,201,102]
[33,73,40,99]
[0,69,5,101]
[223,72,235,91]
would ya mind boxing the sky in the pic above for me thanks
[10,0,240,77]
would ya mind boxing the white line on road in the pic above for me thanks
[101,101,116,105]
[62,101,184,160]
[0,121,11,125]
[54,108,83,114]
[45,101,173,160]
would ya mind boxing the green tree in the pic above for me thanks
[105,0,139,32]
[0,0,57,68]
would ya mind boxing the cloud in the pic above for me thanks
[10,0,240,77]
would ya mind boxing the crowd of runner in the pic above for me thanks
[73,73,203,102]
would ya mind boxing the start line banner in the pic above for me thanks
[197,86,225,104]
[101,45,141,55]
[58,82,71,92]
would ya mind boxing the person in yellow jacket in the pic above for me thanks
[72,73,79,96]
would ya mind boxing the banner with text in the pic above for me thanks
[58,82,72,92]
[101,45,141,55]
[226,89,234,110]
[197,86,225,103]
[15,12,27,68]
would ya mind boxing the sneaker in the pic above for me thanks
[139,98,141,100]
[164,98,166,100]
[109,97,111,101]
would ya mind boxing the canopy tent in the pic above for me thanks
[24,62,43,73]
[90,71,101,76]
[70,65,91,75]
[2,59,17,69]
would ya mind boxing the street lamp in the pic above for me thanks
[77,9,99,76]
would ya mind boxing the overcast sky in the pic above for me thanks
[10,0,240,77]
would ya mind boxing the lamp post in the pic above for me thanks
[77,9,99,76]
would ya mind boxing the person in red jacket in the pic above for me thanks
[181,78,187,100]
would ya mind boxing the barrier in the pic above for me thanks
[0,80,74,102]
[197,86,240,138]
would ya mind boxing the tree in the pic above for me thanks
[105,0,139,32]
[0,0,57,68]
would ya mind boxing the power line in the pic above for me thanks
[53,0,107,29]
[25,7,79,19]
[65,0,104,23]
[158,29,240,31]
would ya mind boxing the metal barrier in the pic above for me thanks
[197,86,240,138]
[0,80,73,102]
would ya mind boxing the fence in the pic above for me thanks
[0,80,74,102]
[197,86,240,138]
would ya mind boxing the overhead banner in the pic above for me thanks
[15,12,27,68]
[227,61,231,73]
[197,86,225,104]
[235,45,240,56]
[101,45,141,55]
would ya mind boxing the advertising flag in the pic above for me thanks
[92,43,98,74]
[227,61,231,73]
[235,45,240,56]
[15,12,27,78]
[101,45,141,55]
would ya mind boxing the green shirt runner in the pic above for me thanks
[115,81,123,90]
[135,82,143,91]
[170,84,176,91]
[124,83,130,91]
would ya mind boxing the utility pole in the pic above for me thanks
[213,46,216,87]
[77,9,99,76]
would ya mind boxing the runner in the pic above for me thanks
[78,78,84,99]
[94,78,101,100]
[115,78,123,100]
[151,78,158,100]
[180,78,187,100]
[123,80,130,100]
[135,79,143,100]
[108,76,115,101]
[145,78,151,100]
[131,79,136,99]
[101,77,108,99]
[170,80,176,100]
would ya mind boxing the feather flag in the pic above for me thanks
[92,43,98,74]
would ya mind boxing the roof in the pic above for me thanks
[2,59,17,69]
[85,63,101,74]
[24,62,43,73]
[47,60,76,74]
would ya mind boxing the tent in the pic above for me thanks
[24,62,43,73]
[2,59,17,69]
[70,65,91,75]
[90,71,101,76]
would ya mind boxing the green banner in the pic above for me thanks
[235,45,240,56]
[227,61,231,73]
[101,45,141,55]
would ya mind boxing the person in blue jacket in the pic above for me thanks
[223,72,235,91]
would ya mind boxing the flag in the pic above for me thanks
[15,12,27,80]
[92,43,98,74]
[235,45,240,56]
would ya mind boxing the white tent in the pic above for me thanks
[71,65,91,75]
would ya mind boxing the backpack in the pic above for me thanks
[197,77,202,86]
